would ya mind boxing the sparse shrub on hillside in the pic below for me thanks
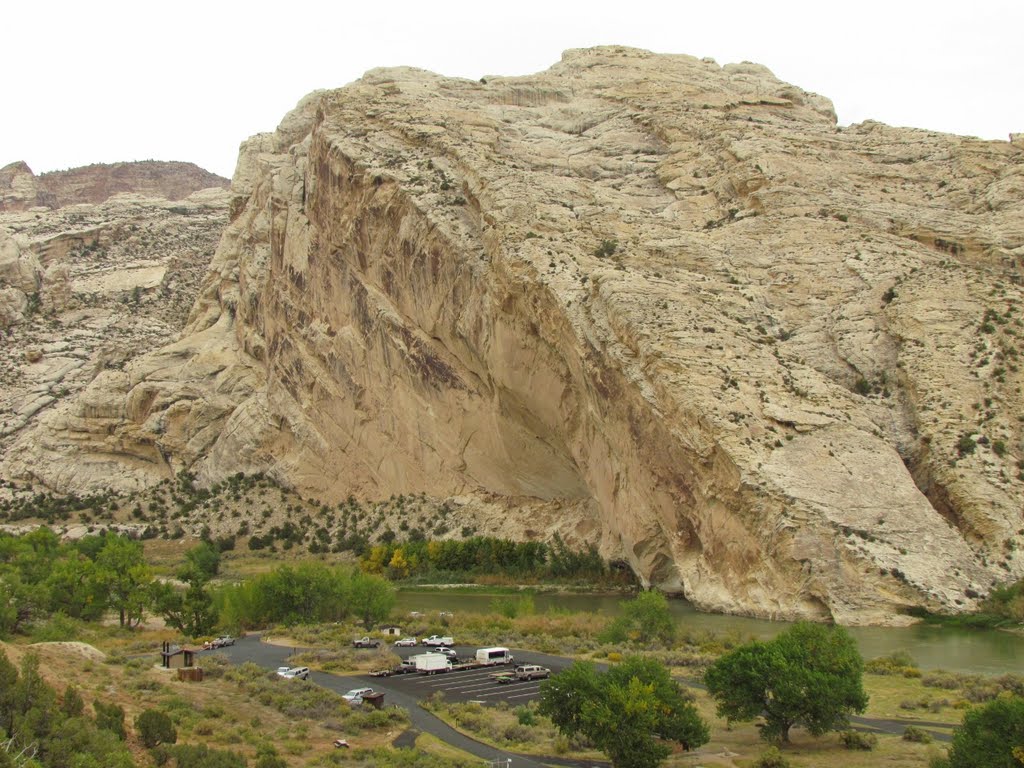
[594,239,618,258]
[753,746,791,768]
[839,730,877,750]
[903,725,934,743]
[136,708,178,748]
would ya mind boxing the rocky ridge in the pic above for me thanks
[0,160,228,212]
[4,48,1024,624]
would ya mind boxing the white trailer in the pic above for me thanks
[475,647,514,665]
[412,653,452,674]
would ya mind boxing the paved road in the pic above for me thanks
[211,634,952,765]
[213,636,595,767]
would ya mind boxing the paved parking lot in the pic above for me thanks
[380,664,547,705]
[371,646,569,706]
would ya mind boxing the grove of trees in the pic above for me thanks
[704,621,868,743]
[360,534,610,581]
[216,562,395,628]
[0,529,152,636]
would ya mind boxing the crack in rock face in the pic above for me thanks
[3,47,1023,624]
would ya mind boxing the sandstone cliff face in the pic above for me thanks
[5,48,1024,623]
[0,188,230,465]
[0,160,228,212]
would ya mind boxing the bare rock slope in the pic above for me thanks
[0,187,230,457]
[6,48,1024,623]
[0,160,228,212]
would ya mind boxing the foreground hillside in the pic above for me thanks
[4,47,1024,624]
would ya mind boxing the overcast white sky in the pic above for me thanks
[3,0,1021,179]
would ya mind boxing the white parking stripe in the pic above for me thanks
[476,685,540,698]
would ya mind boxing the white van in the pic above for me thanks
[476,647,514,665]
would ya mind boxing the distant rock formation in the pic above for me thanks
[3,47,1023,624]
[0,160,228,211]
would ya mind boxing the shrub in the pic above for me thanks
[753,746,791,768]
[136,708,178,748]
[594,239,618,258]
[903,725,933,743]
[839,730,877,750]
[865,651,920,677]
[514,705,536,726]
[957,434,977,456]
[95,700,126,740]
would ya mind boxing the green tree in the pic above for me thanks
[948,695,1024,768]
[153,580,218,638]
[135,708,177,748]
[601,591,676,645]
[704,622,868,743]
[180,541,221,584]
[94,537,153,627]
[44,555,104,620]
[348,571,396,628]
[539,657,708,768]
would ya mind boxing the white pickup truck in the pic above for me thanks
[421,635,454,646]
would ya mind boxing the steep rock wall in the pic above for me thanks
[6,48,1024,623]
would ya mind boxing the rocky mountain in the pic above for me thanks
[3,47,1023,624]
[0,160,228,212]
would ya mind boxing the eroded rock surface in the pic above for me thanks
[5,48,1024,623]
[0,188,230,464]
[0,160,228,212]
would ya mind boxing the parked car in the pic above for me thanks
[278,666,310,680]
[435,647,458,660]
[422,635,454,647]
[352,636,381,649]
[393,637,418,647]
[514,664,551,681]
[276,666,291,676]
[202,636,234,650]
[342,687,374,705]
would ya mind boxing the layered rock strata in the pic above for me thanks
[0,188,230,458]
[5,48,1024,623]
[0,160,228,212]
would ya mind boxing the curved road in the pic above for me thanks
[213,635,952,765]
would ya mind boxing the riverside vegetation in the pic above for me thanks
[2,519,1024,766]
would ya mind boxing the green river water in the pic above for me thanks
[395,590,1023,675]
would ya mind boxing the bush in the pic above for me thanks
[866,651,921,677]
[957,434,977,456]
[903,725,933,743]
[136,708,178,748]
[95,700,126,740]
[753,746,791,768]
[839,730,877,750]
[515,705,536,726]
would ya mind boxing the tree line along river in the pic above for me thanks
[395,590,1023,675]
